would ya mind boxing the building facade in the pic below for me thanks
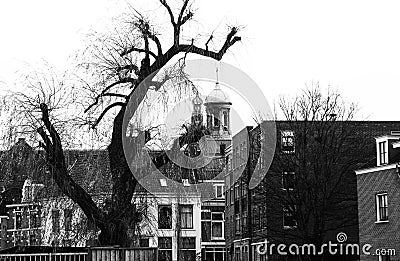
[225,121,400,261]
[356,133,400,261]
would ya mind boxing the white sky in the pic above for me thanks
[1,0,400,121]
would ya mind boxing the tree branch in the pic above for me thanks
[147,33,163,57]
[160,0,176,26]
[92,102,127,129]
[84,78,136,113]
[117,65,140,76]
[120,47,157,59]
[177,27,240,60]
[178,0,192,26]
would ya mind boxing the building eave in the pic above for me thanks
[355,163,397,175]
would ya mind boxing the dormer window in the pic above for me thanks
[215,184,224,199]
[379,141,388,165]
[160,179,167,187]
[182,179,190,187]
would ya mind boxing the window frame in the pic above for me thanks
[379,141,388,165]
[180,205,193,229]
[282,172,295,191]
[283,206,297,229]
[376,192,389,223]
[215,184,225,199]
[281,130,295,154]
[52,209,60,233]
[211,212,224,240]
[29,207,40,229]
[179,237,196,261]
[158,237,172,261]
[15,210,22,230]
[158,205,173,229]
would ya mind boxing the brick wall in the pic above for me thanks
[357,167,400,261]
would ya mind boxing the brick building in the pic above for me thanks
[356,133,400,261]
[225,121,400,261]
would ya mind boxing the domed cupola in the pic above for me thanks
[204,81,232,156]
[204,82,231,105]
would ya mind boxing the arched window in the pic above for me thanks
[213,114,220,129]
[223,111,228,128]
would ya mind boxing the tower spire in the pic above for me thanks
[191,87,203,126]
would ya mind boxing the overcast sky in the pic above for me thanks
[1,0,400,121]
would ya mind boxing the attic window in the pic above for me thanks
[182,179,190,187]
[160,179,167,187]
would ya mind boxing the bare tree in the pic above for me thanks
[9,0,240,246]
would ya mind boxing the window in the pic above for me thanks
[201,211,212,242]
[139,238,149,247]
[230,187,234,205]
[158,237,172,261]
[379,255,391,261]
[283,207,297,228]
[179,237,196,261]
[15,211,22,229]
[235,213,241,234]
[180,205,193,229]
[234,183,240,200]
[205,248,225,261]
[282,172,295,190]
[160,179,167,187]
[379,141,388,165]
[64,209,72,231]
[220,144,226,155]
[281,130,295,153]
[202,211,224,241]
[158,205,172,229]
[52,209,60,233]
[214,114,220,129]
[215,185,224,199]
[376,193,388,222]
[211,213,224,240]
[223,111,228,127]
[30,209,40,228]
[29,233,37,245]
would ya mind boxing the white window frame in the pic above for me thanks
[180,205,193,229]
[215,184,225,199]
[376,193,389,223]
[378,141,388,165]
[281,130,295,154]
[14,209,22,230]
[211,212,224,240]
[283,206,297,229]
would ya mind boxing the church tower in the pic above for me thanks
[204,80,232,156]
[191,89,203,126]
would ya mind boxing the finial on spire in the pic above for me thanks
[216,67,219,84]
